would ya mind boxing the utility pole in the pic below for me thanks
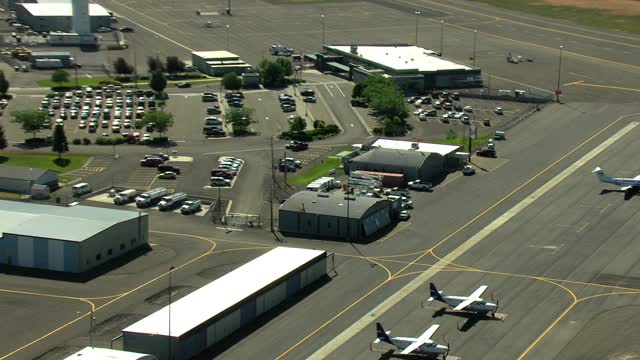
[168,266,174,360]
[321,14,325,48]
[414,11,420,46]
[89,307,94,348]
[283,148,287,185]
[346,179,350,242]
[270,136,275,233]
[473,30,477,66]
[225,25,230,50]
[227,0,231,15]
[556,45,563,103]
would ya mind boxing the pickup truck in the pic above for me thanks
[408,180,433,191]
[285,140,308,152]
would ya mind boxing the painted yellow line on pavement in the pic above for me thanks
[563,80,585,86]
[569,83,640,92]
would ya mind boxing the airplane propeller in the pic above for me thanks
[491,294,499,318]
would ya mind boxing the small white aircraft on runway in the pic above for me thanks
[373,322,449,358]
[428,283,498,316]
[592,167,640,191]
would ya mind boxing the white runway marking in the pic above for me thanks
[307,121,640,359]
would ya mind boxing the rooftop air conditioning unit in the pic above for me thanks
[411,142,419,150]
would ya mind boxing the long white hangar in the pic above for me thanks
[122,247,327,360]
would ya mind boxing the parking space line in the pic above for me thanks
[334,82,346,97]
[323,83,334,97]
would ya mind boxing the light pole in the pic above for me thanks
[440,20,444,55]
[168,266,174,360]
[321,14,325,48]
[556,45,563,103]
[414,11,420,46]
[89,307,95,348]
[225,25,230,50]
[473,30,477,66]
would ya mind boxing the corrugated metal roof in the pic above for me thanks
[122,247,326,337]
[0,200,146,242]
[20,2,110,17]
[370,139,460,156]
[0,164,53,181]
[279,190,388,218]
[192,51,239,60]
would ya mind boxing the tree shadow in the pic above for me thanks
[53,157,71,168]
[0,156,8,164]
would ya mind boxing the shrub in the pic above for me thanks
[112,136,125,145]
[72,138,81,145]
[372,127,383,135]
[82,137,91,145]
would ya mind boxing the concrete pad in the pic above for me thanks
[167,156,194,163]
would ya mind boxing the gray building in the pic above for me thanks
[279,191,392,241]
[191,51,252,77]
[317,44,482,93]
[0,164,58,194]
[345,138,464,182]
[123,247,327,360]
[0,200,149,273]
[16,1,111,33]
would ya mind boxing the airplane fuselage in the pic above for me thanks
[605,177,640,187]
[442,295,497,312]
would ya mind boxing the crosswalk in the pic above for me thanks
[293,145,333,165]
[65,156,112,178]
[121,161,193,193]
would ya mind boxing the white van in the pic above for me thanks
[72,183,92,197]
[181,199,202,214]
[113,189,138,205]
[158,192,188,211]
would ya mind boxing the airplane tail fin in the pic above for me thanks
[593,167,613,183]
[429,283,445,302]
[376,322,394,345]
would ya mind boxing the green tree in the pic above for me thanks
[147,56,164,73]
[149,71,167,94]
[0,70,10,98]
[11,110,48,138]
[289,115,306,132]
[113,57,134,75]
[222,72,242,90]
[352,82,365,98]
[275,57,293,77]
[51,69,69,83]
[0,124,7,150]
[141,110,174,138]
[165,56,185,74]
[257,59,285,88]
[313,119,326,129]
[224,107,254,136]
[51,124,68,159]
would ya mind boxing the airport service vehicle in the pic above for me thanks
[113,189,138,205]
[181,200,202,214]
[158,192,188,211]
[593,167,640,192]
[71,183,92,197]
[408,180,432,191]
[428,283,498,317]
[136,187,168,208]
[270,44,293,56]
[373,322,448,357]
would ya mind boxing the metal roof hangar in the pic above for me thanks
[316,44,482,92]
[0,164,58,194]
[15,0,111,33]
[279,191,392,241]
[344,139,464,182]
[123,247,327,360]
[0,200,148,273]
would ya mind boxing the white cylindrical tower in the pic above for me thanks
[72,0,91,35]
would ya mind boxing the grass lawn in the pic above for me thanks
[0,152,89,174]
[472,0,640,34]
[124,78,221,87]
[37,77,117,88]
[288,156,343,186]
[427,131,494,152]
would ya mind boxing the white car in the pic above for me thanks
[453,112,463,120]
[219,156,243,164]
[463,165,476,175]
[55,118,64,125]
[398,210,410,220]
[142,133,151,141]
[463,105,473,112]
[210,177,232,187]
[78,121,87,129]
[494,106,504,115]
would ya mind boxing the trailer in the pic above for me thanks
[32,58,63,69]
[306,177,335,192]
[48,32,98,46]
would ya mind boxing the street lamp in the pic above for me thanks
[225,25,230,50]
[473,30,477,66]
[168,266,175,360]
[440,20,444,56]
[556,45,563,103]
[414,11,421,46]
[321,14,325,48]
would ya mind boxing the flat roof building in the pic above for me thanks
[279,191,392,240]
[64,347,156,360]
[16,0,111,33]
[191,50,252,77]
[317,44,482,93]
[123,247,327,360]
[0,200,149,273]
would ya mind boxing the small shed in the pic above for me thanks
[0,164,59,194]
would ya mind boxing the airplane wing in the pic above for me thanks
[621,186,632,191]
[400,325,440,355]
[453,285,488,311]
[633,175,640,180]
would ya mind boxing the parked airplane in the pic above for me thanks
[373,322,449,358]
[428,283,498,316]
[592,167,640,191]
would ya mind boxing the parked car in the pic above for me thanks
[205,117,222,126]
[285,140,309,151]
[303,96,317,103]
[207,106,221,115]
[463,105,473,112]
[181,200,202,214]
[211,168,235,179]
[176,82,191,88]
[140,157,163,167]
[462,165,476,175]
[300,89,315,96]
[204,127,226,137]
[494,106,504,114]
[408,180,432,191]
[158,171,177,179]
[158,164,181,174]
[210,176,231,187]
[398,210,410,221]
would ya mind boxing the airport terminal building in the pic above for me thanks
[316,44,482,93]
[0,200,148,273]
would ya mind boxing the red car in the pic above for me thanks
[211,168,235,179]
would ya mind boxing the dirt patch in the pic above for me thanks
[538,0,640,16]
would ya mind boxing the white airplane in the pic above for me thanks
[428,283,498,316]
[373,322,449,358]
[592,167,640,191]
